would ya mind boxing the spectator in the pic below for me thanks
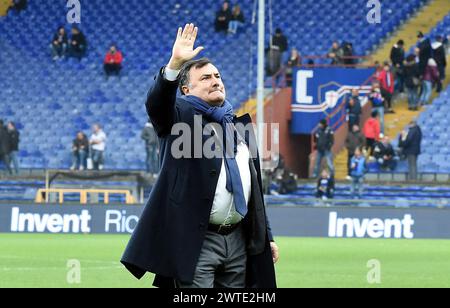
[368,82,385,133]
[6,122,19,175]
[277,169,297,195]
[141,121,158,175]
[399,121,422,181]
[346,96,362,129]
[70,131,89,171]
[378,62,395,113]
[0,120,12,175]
[104,45,123,79]
[390,40,405,93]
[417,31,432,76]
[89,124,107,170]
[272,28,288,53]
[7,0,27,15]
[50,26,68,61]
[214,1,231,33]
[285,48,301,86]
[227,4,245,35]
[267,28,288,76]
[316,169,335,200]
[432,36,447,92]
[373,135,397,171]
[419,58,440,106]
[403,54,421,110]
[345,124,365,180]
[363,110,381,156]
[350,147,366,199]
[312,119,335,178]
[328,41,343,65]
[68,26,87,60]
[342,41,354,65]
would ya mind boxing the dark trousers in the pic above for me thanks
[407,154,418,180]
[177,225,247,288]
[381,87,393,109]
[104,63,122,76]
[366,138,376,156]
[0,153,12,175]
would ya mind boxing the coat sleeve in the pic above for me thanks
[146,67,179,137]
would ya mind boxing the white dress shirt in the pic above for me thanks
[163,67,252,225]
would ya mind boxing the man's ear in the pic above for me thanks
[181,86,189,95]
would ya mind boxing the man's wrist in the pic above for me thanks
[164,66,181,81]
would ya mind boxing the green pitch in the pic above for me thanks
[1,233,449,288]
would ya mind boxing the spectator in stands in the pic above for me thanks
[89,124,107,170]
[272,28,288,53]
[404,54,421,110]
[363,110,380,156]
[70,131,89,171]
[50,26,68,61]
[345,124,365,180]
[141,121,158,175]
[6,122,19,175]
[417,31,432,76]
[7,0,27,15]
[419,58,440,106]
[372,61,383,80]
[350,147,366,199]
[285,48,301,87]
[378,62,395,114]
[328,41,343,65]
[277,168,298,195]
[346,96,362,129]
[316,169,334,200]
[214,1,231,33]
[0,120,12,175]
[373,135,397,171]
[267,28,288,76]
[351,88,360,103]
[399,121,422,181]
[342,41,354,65]
[68,26,87,60]
[312,119,335,178]
[227,4,245,35]
[390,40,405,94]
[368,82,385,133]
[432,36,447,92]
[104,45,123,79]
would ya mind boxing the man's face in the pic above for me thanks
[383,136,390,144]
[183,63,226,106]
[223,2,228,10]
[77,132,83,139]
[59,28,65,35]
[352,89,359,97]
[92,125,99,133]
[332,42,339,49]
[352,125,359,133]
[110,46,116,53]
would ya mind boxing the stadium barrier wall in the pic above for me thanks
[1,204,450,239]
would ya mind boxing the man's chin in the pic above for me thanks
[207,94,226,106]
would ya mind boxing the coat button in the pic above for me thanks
[210,169,217,176]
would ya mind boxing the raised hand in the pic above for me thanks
[167,23,204,70]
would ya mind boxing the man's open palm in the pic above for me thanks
[168,23,204,70]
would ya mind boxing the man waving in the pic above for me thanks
[121,23,278,288]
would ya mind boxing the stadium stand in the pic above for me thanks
[0,0,428,170]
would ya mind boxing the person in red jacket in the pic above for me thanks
[363,110,381,156]
[377,62,395,113]
[104,45,123,78]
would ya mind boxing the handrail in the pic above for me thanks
[35,188,136,204]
